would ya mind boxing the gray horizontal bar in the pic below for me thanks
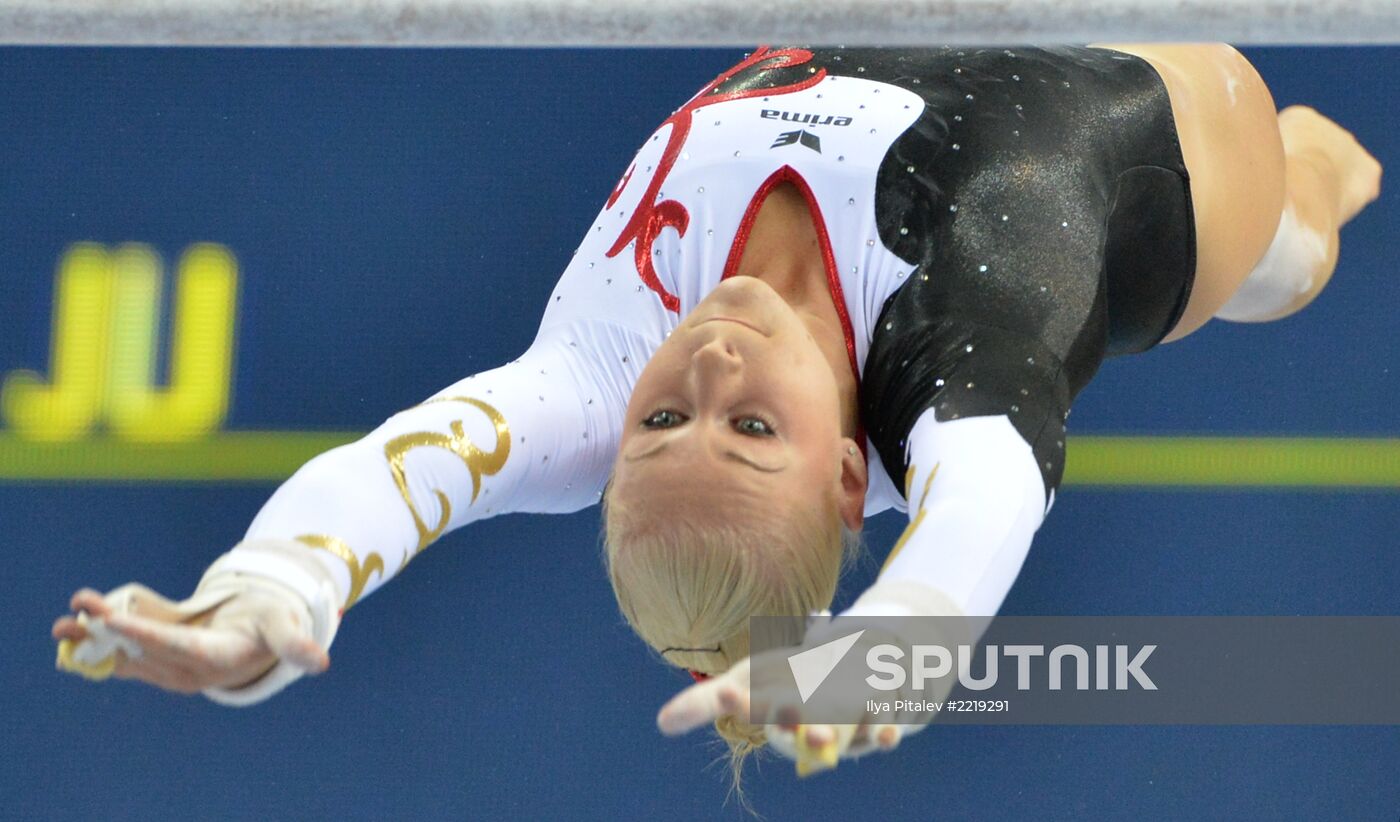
[1,0,1397,46]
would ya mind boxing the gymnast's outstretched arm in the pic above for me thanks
[843,410,1047,623]
[242,323,644,609]
[50,326,650,702]
[52,206,677,703]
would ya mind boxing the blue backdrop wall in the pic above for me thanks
[2,46,1397,820]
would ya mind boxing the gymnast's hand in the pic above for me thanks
[655,640,929,776]
[51,582,329,695]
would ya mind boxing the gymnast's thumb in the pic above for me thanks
[259,607,331,675]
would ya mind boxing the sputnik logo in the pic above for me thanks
[787,630,865,703]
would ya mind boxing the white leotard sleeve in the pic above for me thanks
[230,162,678,612]
[238,323,648,610]
[842,410,1049,621]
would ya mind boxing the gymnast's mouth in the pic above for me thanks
[697,316,769,336]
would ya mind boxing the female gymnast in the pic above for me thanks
[53,44,1381,781]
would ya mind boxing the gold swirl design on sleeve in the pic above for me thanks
[383,397,511,561]
[880,462,941,573]
[295,534,384,611]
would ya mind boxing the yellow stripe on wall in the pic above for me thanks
[0,432,1396,487]
[0,431,358,482]
[1065,436,1400,488]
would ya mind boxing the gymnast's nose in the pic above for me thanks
[690,336,743,393]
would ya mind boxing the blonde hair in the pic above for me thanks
[602,486,860,799]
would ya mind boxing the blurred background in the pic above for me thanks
[2,46,1396,820]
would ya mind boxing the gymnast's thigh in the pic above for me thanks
[1099,43,1288,341]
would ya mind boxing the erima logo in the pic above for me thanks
[761,109,854,127]
[771,129,822,153]
[788,630,865,702]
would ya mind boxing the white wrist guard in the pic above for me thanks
[196,538,343,707]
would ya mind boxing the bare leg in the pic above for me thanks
[1216,105,1382,322]
[1100,45,1384,337]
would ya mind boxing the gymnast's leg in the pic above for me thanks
[1098,43,1382,336]
[1214,105,1383,322]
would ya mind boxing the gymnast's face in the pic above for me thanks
[613,276,857,524]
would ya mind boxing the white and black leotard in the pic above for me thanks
[238,46,1196,633]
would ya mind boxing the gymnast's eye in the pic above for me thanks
[642,410,686,429]
[734,416,776,437]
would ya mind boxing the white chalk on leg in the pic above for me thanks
[1216,205,1330,322]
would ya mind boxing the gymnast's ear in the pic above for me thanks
[837,439,867,532]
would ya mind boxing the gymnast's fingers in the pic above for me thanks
[657,676,736,736]
[110,583,184,622]
[775,705,802,732]
[104,611,256,670]
[52,615,88,643]
[103,613,283,691]
[69,588,113,619]
[802,724,835,747]
[254,605,329,674]
[875,724,903,751]
[112,651,206,695]
[657,658,755,735]
[844,721,903,758]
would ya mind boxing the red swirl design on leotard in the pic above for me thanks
[605,46,828,313]
[605,162,635,210]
